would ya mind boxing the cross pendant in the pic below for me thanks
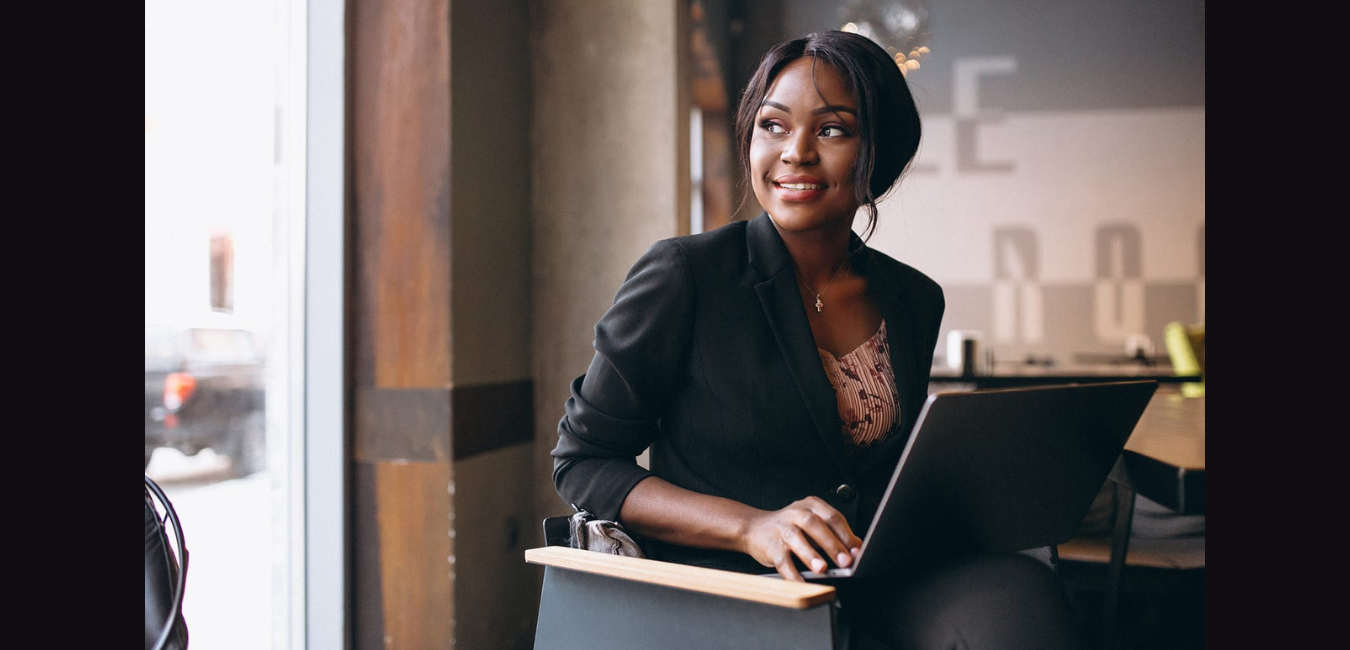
[814,295,823,313]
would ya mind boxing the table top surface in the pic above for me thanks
[1112,387,1204,513]
[1124,390,1205,471]
[931,363,1202,385]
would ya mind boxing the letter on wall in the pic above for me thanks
[954,56,1017,173]
[1093,224,1145,345]
[992,227,1043,344]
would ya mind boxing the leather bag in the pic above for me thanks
[543,507,644,558]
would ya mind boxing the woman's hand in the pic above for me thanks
[618,479,861,581]
[741,496,862,581]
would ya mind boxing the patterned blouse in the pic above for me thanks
[817,321,901,448]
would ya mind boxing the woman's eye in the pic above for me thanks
[760,120,786,134]
[820,125,850,138]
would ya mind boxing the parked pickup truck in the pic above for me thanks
[145,324,267,477]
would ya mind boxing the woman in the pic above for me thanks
[553,30,1084,649]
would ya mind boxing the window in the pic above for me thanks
[145,1,302,647]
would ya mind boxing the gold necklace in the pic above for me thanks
[798,258,848,313]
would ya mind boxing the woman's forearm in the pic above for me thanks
[618,476,761,555]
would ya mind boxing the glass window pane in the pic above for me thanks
[145,1,295,648]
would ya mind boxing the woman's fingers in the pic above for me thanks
[774,550,805,582]
[816,500,862,550]
[782,526,830,575]
[797,497,859,568]
[746,522,814,580]
[744,497,861,578]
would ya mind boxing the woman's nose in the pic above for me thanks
[781,131,818,165]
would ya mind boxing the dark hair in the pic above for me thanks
[734,30,922,240]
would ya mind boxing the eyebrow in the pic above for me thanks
[762,100,858,117]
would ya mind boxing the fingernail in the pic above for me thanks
[811,558,826,573]
[851,547,861,558]
[837,552,851,567]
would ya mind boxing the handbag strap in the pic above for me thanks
[568,510,592,549]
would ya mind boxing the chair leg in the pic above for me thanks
[1101,482,1137,650]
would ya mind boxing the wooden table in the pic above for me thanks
[1115,392,1205,514]
[930,364,1203,389]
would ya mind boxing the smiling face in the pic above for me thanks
[750,56,862,237]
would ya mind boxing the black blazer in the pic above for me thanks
[553,212,945,573]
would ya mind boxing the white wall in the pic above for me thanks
[780,0,1206,364]
[869,107,1204,361]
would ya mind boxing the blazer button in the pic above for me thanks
[834,484,857,502]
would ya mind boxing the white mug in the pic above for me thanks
[946,330,983,374]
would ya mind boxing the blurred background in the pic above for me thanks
[144,1,1203,648]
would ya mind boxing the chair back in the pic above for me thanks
[1164,321,1205,397]
[145,475,189,650]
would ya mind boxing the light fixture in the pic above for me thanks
[839,0,933,76]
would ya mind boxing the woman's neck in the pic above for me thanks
[774,223,855,288]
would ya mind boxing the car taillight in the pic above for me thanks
[164,372,197,411]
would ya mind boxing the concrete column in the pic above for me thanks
[529,0,690,530]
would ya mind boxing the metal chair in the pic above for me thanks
[145,475,189,650]
[1164,321,1204,398]
[1058,468,1204,649]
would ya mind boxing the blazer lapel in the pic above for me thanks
[747,214,857,480]
[858,249,925,473]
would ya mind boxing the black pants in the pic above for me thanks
[836,552,1087,650]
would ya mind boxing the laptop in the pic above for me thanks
[793,380,1158,581]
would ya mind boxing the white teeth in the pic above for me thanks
[778,183,823,190]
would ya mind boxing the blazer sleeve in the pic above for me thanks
[552,239,695,521]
